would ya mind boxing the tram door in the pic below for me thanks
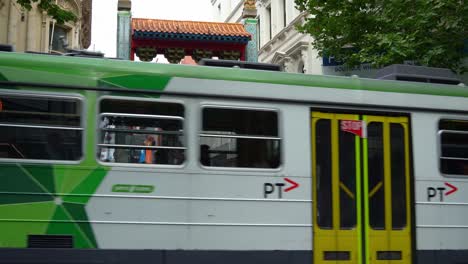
[311,112,412,264]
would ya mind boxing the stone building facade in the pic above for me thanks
[0,0,92,53]
[212,0,378,77]
[213,0,468,83]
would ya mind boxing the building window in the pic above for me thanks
[257,17,261,50]
[266,5,272,41]
[283,0,287,28]
[439,119,468,176]
[49,25,69,52]
[298,61,305,73]
[0,94,82,161]
[200,106,280,168]
[98,98,185,165]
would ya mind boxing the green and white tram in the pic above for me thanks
[0,51,467,264]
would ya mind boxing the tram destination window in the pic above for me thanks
[200,107,280,168]
[98,98,185,165]
[439,119,468,176]
[0,94,82,161]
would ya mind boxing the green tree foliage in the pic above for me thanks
[295,0,468,72]
[16,0,77,24]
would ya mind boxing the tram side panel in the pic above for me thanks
[86,101,313,252]
[411,112,468,263]
[0,94,314,261]
[86,170,311,250]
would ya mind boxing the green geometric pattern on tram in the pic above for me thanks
[62,167,108,204]
[63,202,97,248]
[99,74,170,91]
[0,192,52,206]
[0,73,7,81]
[0,201,56,247]
[24,165,56,194]
[0,164,108,248]
[54,166,98,195]
[0,165,54,205]
[47,205,96,248]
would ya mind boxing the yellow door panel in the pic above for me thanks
[363,116,411,264]
[311,112,361,264]
[312,112,412,264]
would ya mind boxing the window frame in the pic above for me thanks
[96,96,187,168]
[0,90,85,164]
[49,24,71,53]
[438,118,468,177]
[198,104,282,171]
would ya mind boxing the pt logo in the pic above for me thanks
[264,178,299,198]
[427,182,458,201]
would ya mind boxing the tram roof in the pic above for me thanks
[0,51,467,98]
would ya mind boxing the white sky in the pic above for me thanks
[90,0,214,58]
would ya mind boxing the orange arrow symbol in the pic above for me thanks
[445,182,458,196]
[284,178,299,192]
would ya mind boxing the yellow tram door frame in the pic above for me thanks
[311,112,362,264]
[363,116,412,264]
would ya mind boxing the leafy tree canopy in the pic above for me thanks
[16,0,77,24]
[295,0,468,73]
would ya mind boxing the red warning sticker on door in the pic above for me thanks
[341,120,367,138]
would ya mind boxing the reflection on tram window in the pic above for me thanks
[315,119,333,229]
[391,123,407,229]
[339,127,356,229]
[0,94,82,161]
[439,119,468,176]
[367,122,385,230]
[98,99,185,165]
[200,107,280,169]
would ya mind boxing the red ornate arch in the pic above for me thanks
[131,18,251,63]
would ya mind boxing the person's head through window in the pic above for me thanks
[144,135,155,164]
[144,135,155,146]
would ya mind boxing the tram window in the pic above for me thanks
[439,119,468,176]
[367,122,385,230]
[339,128,356,229]
[390,123,407,229]
[200,107,280,168]
[0,94,82,161]
[315,119,333,229]
[98,99,185,165]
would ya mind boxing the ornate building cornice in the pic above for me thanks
[58,0,81,17]
[271,51,287,64]
[258,12,307,56]
[286,41,309,60]
[242,0,257,19]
